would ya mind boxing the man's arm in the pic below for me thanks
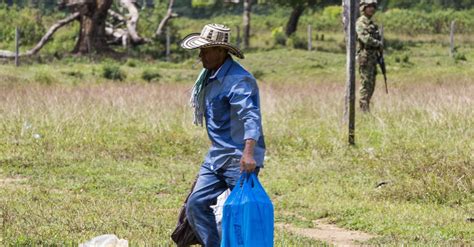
[241,139,257,172]
[356,20,382,49]
[228,78,262,173]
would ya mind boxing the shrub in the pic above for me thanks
[62,70,83,79]
[33,71,54,85]
[453,52,467,63]
[271,26,286,46]
[141,69,161,82]
[102,64,126,81]
[286,35,307,50]
[191,0,216,8]
[126,59,137,67]
[386,38,406,51]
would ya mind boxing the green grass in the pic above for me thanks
[0,39,473,245]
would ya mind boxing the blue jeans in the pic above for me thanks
[186,159,259,247]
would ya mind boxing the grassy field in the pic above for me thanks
[0,37,473,245]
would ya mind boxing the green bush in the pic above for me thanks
[386,38,406,51]
[0,7,46,47]
[271,26,286,46]
[62,70,84,79]
[379,8,474,34]
[286,35,307,50]
[453,52,467,63]
[191,0,216,8]
[303,6,474,35]
[33,71,55,85]
[141,69,161,82]
[102,64,126,81]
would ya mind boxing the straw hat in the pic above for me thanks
[180,24,244,59]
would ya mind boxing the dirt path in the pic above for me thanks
[277,219,376,246]
[0,176,28,186]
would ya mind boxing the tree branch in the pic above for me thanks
[0,12,80,58]
[155,0,177,37]
[119,0,145,44]
[108,9,127,24]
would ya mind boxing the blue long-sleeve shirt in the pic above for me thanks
[202,57,265,170]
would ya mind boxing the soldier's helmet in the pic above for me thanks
[360,0,377,12]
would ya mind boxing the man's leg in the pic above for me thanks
[367,63,377,105]
[186,165,228,247]
[359,61,376,112]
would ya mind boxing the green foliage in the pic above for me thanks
[322,5,342,19]
[141,69,161,82]
[192,0,216,8]
[33,70,55,85]
[271,26,287,46]
[62,70,84,79]
[385,0,474,10]
[379,8,474,34]
[102,64,126,81]
[286,34,306,49]
[0,6,45,47]
[304,5,343,32]
[453,51,467,63]
[260,0,340,8]
[126,59,137,67]
[385,38,407,51]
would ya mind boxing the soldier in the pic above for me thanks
[356,0,383,112]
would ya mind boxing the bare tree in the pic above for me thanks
[155,0,177,37]
[0,0,171,58]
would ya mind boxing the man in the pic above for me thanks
[179,24,266,246]
[356,0,383,112]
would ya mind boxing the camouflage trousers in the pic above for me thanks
[358,51,378,112]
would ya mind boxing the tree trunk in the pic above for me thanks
[285,5,305,37]
[242,0,251,49]
[73,0,114,54]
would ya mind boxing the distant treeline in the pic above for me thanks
[1,0,473,12]
[303,6,474,34]
[0,3,473,58]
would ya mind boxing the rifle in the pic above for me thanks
[378,25,388,94]
[377,52,388,94]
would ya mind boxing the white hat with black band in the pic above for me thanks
[180,24,244,59]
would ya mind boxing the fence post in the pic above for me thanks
[307,24,312,51]
[450,20,456,57]
[343,0,357,145]
[15,27,20,67]
[236,25,241,49]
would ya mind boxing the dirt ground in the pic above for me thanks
[277,219,376,246]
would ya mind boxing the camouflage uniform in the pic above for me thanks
[356,2,382,112]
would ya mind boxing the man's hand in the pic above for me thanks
[241,139,257,173]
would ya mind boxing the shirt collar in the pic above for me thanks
[208,57,233,83]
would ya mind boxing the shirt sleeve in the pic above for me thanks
[356,20,382,48]
[228,77,262,141]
